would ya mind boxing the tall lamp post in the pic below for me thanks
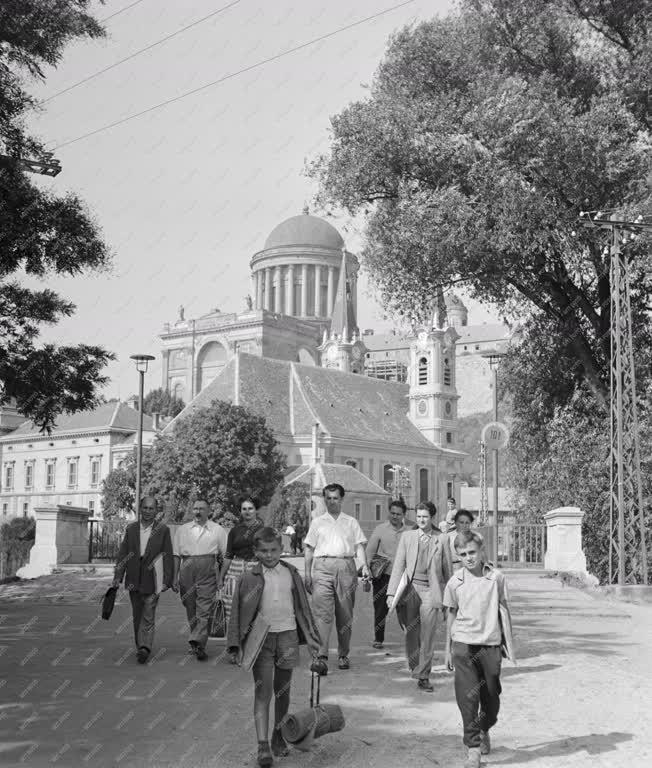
[482,350,506,565]
[130,354,155,523]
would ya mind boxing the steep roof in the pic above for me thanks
[330,249,357,337]
[285,463,390,496]
[167,353,439,451]
[456,323,511,345]
[5,401,154,437]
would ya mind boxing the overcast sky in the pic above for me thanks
[28,0,498,399]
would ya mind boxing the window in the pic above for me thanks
[419,468,428,503]
[354,502,361,520]
[90,458,101,488]
[45,461,55,490]
[383,464,394,494]
[2,503,7,516]
[447,481,453,499]
[24,462,34,490]
[4,463,14,491]
[88,500,95,516]
[443,358,451,386]
[475,345,480,351]
[418,357,428,385]
[375,504,382,521]
[22,502,28,518]
[67,459,78,489]
[446,432,453,444]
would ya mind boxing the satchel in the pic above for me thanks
[101,586,118,620]
[208,594,227,638]
[369,555,391,580]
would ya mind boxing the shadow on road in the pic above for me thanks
[489,731,634,764]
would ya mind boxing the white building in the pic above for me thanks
[0,401,155,521]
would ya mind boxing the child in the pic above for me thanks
[443,530,512,768]
[226,527,322,767]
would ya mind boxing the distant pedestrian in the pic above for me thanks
[442,509,474,573]
[444,530,513,768]
[112,496,174,664]
[173,499,227,661]
[303,483,369,674]
[217,496,264,661]
[366,498,410,649]
[386,501,450,692]
[226,527,321,767]
[441,496,458,533]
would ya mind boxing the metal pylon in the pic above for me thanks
[479,440,488,525]
[608,227,648,584]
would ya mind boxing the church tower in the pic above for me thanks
[318,249,367,373]
[407,295,460,447]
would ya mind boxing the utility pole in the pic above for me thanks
[482,351,507,565]
[578,211,651,585]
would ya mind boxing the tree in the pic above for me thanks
[310,0,652,407]
[101,464,135,519]
[268,482,310,531]
[0,1,114,431]
[143,388,185,418]
[142,400,286,523]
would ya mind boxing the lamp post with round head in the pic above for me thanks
[482,350,506,565]
[130,354,155,523]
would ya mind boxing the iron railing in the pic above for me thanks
[88,519,128,562]
[476,523,546,567]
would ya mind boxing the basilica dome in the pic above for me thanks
[264,211,344,251]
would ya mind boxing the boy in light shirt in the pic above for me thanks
[443,530,512,768]
[227,527,322,767]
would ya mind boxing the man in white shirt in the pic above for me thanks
[173,498,227,660]
[304,483,369,673]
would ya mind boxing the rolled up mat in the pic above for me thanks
[282,704,345,744]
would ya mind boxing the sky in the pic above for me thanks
[28,0,499,399]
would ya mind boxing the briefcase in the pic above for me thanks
[101,586,118,620]
[208,594,227,639]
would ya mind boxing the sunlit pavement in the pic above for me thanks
[1,569,651,768]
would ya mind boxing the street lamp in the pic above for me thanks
[482,350,506,565]
[130,354,155,523]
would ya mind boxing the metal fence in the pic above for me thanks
[477,523,546,567]
[88,519,129,562]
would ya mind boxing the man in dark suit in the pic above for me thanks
[113,496,174,664]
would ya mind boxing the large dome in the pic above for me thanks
[264,212,344,251]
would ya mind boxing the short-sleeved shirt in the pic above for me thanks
[260,563,296,632]
[443,564,508,646]
[225,520,264,561]
[303,512,367,558]
[174,520,227,557]
[366,521,408,576]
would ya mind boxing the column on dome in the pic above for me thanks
[286,264,295,315]
[327,266,335,315]
[274,266,282,314]
[264,267,272,310]
[301,264,308,316]
[314,264,322,318]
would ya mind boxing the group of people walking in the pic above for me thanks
[112,487,512,768]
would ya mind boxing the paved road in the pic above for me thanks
[0,568,650,768]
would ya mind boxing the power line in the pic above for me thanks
[100,0,148,24]
[45,1,242,103]
[52,0,416,151]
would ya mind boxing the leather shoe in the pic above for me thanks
[195,646,208,661]
[136,647,150,664]
[338,656,350,670]
[417,679,434,692]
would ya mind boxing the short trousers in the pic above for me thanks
[253,629,300,673]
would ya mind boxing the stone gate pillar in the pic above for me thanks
[544,506,587,572]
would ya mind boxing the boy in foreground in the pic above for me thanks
[443,530,511,768]
[227,527,323,767]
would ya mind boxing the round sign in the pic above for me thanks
[481,421,509,450]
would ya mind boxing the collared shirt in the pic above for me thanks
[366,520,408,575]
[259,563,296,632]
[443,564,508,646]
[139,524,153,556]
[174,519,227,557]
[303,512,367,558]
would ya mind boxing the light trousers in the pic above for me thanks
[405,582,440,680]
[179,554,218,649]
[311,557,357,658]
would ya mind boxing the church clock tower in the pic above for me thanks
[407,307,460,447]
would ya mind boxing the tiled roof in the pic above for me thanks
[361,323,512,352]
[167,353,438,451]
[330,251,357,336]
[362,332,411,351]
[285,463,389,496]
[5,401,153,437]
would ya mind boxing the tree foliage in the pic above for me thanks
[310,0,652,406]
[268,482,310,532]
[101,464,135,519]
[143,387,185,418]
[0,1,113,431]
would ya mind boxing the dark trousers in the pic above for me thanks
[452,642,502,748]
[372,574,391,643]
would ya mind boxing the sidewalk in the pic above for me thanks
[0,569,650,767]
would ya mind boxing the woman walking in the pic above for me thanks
[217,496,264,660]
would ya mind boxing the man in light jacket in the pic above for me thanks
[386,501,452,691]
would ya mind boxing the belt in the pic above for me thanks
[180,554,218,560]
[316,556,354,560]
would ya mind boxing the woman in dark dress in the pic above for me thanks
[218,496,264,658]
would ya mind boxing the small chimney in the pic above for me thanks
[311,423,321,465]
[127,395,139,411]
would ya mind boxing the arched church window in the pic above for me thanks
[419,468,429,503]
[173,383,184,402]
[197,341,227,390]
[383,464,394,494]
[443,358,451,386]
[418,357,428,385]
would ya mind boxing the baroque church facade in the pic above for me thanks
[164,210,466,527]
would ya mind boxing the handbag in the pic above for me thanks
[208,593,227,638]
[369,554,391,580]
[101,586,118,620]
